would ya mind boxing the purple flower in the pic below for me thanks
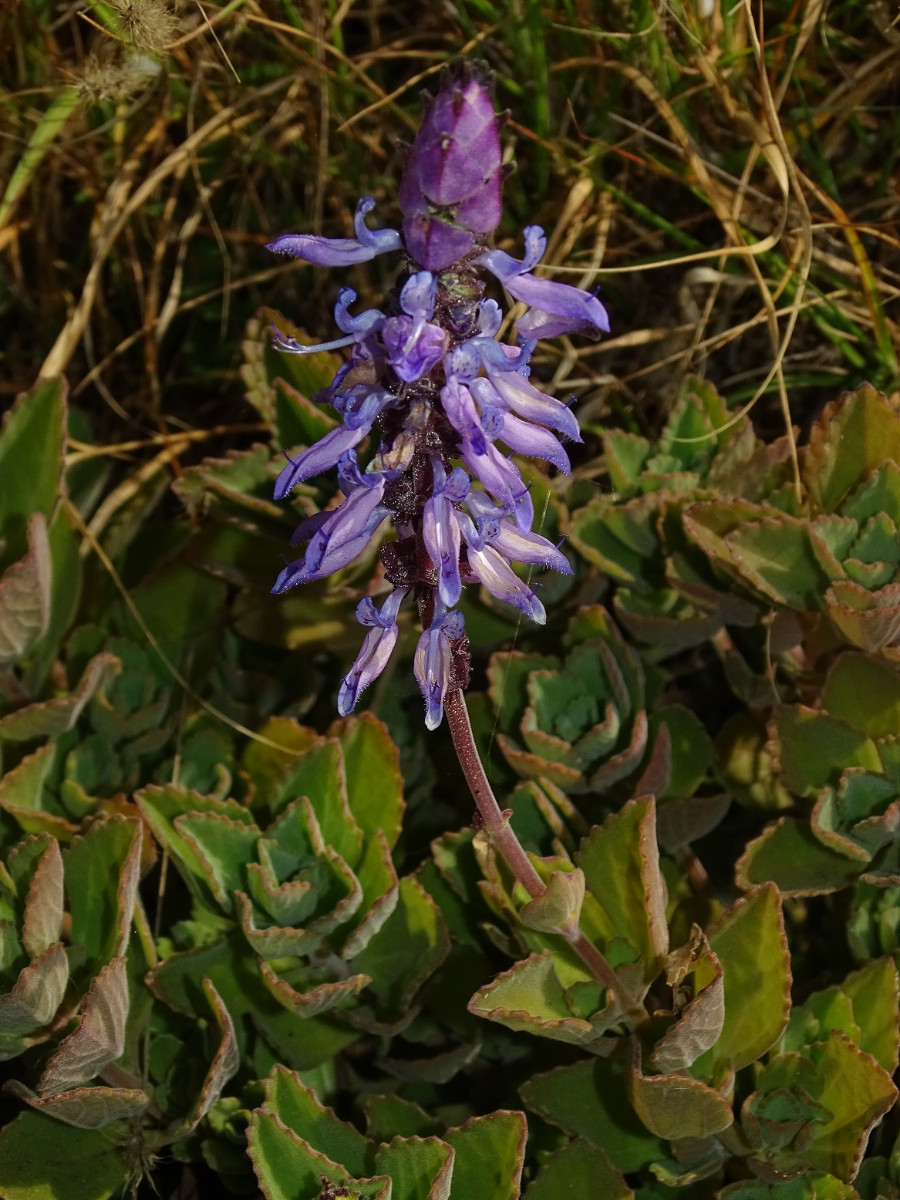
[272,478,388,592]
[338,587,408,714]
[414,607,466,730]
[480,227,610,340]
[266,63,607,726]
[267,196,401,266]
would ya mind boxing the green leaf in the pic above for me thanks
[262,1064,373,1178]
[64,816,142,979]
[364,1095,439,1142]
[774,706,881,797]
[135,784,256,908]
[782,958,899,1074]
[520,1057,667,1174]
[627,1038,732,1140]
[722,517,828,610]
[0,1110,129,1200]
[576,795,668,980]
[821,652,900,740]
[247,1110,390,1200]
[468,951,602,1047]
[736,817,865,896]
[0,514,51,666]
[0,379,66,564]
[350,876,449,1019]
[374,1135,454,1200]
[444,1111,527,1200]
[803,383,900,515]
[174,812,260,912]
[518,867,585,935]
[328,712,405,852]
[523,1138,633,1200]
[693,884,790,1077]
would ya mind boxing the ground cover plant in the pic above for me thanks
[1,1,900,1198]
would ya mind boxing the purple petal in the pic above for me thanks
[465,542,546,623]
[475,372,581,443]
[495,410,571,474]
[337,586,408,714]
[423,492,462,607]
[411,603,465,730]
[383,315,446,383]
[460,439,534,532]
[490,521,573,574]
[267,198,401,267]
[274,424,368,499]
[272,482,388,592]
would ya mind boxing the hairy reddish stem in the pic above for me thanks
[445,688,635,1011]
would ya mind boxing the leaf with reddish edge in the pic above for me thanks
[576,795,668,981]
[327,711,405,851]
[257,958,370,1017]
[444,1110,527,1200]
[468,950,609,1047]
[523,1138,633,1200]
[38,957,129,1094]
[174,811,260,913]
[651,928,725,1073]
[5,1080,149,1129]
[736,817,865,896]
[520,1057,667,1173]
[180,978,240,1131]
[21,837,63,957]
[0,941,68,1036]
[261,1063,373,1178]
[693,884,790,1080]
[802,383,900,516]
[247,1110,390,1200]
[627,1038,733,1140]
[64,815,142,978]
[774,705,881,798]
[0,652,119,742]
[135,784,256,908]
[374,1135,454,1200]
[272,738,363,865]
[0,513,51,666]
[781,957,899,1075]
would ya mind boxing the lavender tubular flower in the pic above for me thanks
[267,62,607,726]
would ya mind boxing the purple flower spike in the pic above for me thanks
[266,197,402,266]
[267,63,607,725]
[338,587,408,715]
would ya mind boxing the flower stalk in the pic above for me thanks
[266,61,636,1016]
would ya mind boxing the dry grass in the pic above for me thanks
[1,0,898,476]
